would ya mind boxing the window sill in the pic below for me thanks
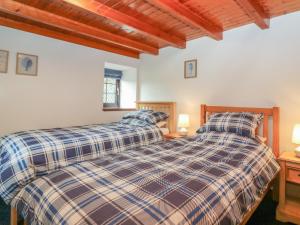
[103,108,136,112]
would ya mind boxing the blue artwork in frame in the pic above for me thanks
[184,59,197,79]
[16,53,38,76]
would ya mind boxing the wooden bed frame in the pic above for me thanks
[201,104,280,225]
[136,101,176,133]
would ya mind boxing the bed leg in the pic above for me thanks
[10,207,18,225]
[272,175,279,202]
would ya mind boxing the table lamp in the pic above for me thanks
[178,114,190,136]
[292,124,300,157]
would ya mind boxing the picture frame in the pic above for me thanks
[16,52,38,76]
[184,59,197,79]
[0,50,9,73]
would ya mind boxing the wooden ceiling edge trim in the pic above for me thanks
[233,0,270,29]
[0,17,140,59]
[62,0,186,49]
[147,0,223,41]
[0,0,156,55]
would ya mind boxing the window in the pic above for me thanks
[103,69,121,108]
[103,77,120,108]
[103,63,137,111]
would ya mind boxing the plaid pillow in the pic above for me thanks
[143,111,169,124]
[197,112,263,138]
[123,110,153,120]
[120,118,151,127]
[123,110,169,125]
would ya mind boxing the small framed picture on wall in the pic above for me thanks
[0,50,9,73]
[16,53,38,76]
[184,59,197,79]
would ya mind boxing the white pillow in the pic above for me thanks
[156,121,167,128]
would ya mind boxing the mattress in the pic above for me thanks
[11,131,279,225]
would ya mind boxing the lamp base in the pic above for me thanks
[295,146,300,158]
[178,127,188,136]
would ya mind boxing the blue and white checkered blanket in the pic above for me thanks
[12,132,279,225]
[0,120,163,203]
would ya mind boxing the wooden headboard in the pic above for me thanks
[136,101,176,133]
[200,104,280,158]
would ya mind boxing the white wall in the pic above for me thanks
[121,68,137,108]
[140,12,300,152]
[0,26,139,136]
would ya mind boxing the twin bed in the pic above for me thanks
[0,103,280,225]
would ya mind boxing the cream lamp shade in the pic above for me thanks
[178,114,190,128]
[178,114,190,136]
[292,124,300,157]
[292,124,300,144]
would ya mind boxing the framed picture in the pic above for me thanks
[16,53,38,76]
[184,59,197,79]
[0,50,9,73]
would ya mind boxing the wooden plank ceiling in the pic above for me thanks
[0,0,299,58]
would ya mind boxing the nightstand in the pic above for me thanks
[276,151,300,224]
[164,133,184,140]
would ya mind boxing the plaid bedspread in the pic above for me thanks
[0,120,163,204]
[12,132,279,225]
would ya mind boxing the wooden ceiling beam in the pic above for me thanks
[0,0,157,55]
[0,16,140,58]
[234,0,270,29]
[62,0,186,49]
[146,0,223,40]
